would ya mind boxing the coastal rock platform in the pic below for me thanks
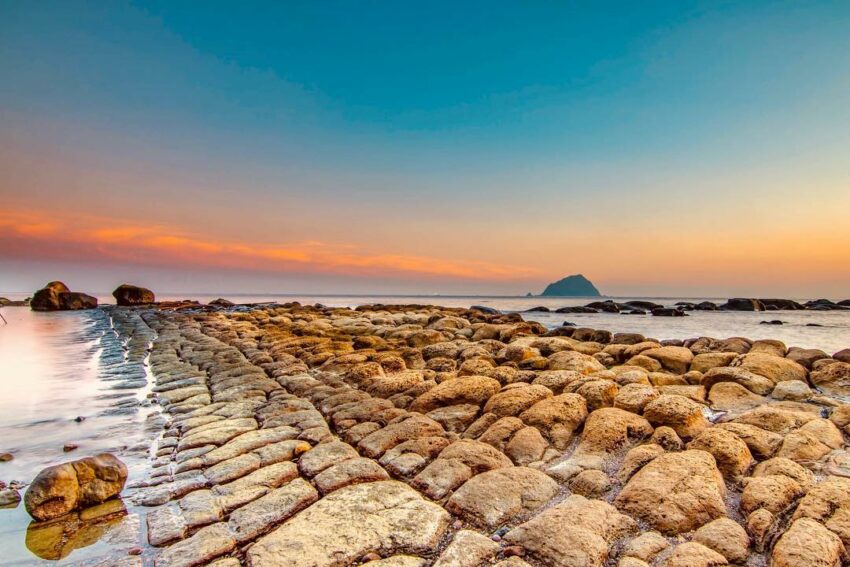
[106,302,850,566]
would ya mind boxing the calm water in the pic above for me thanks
[0,307,162,565]
[0,293,848,563]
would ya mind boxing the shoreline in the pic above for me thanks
[4,301,850,566]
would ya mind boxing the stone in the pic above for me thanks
[714,423,782,459]
[504,494,636,567]
[358,414,445,458]
[411,440,512,499]
[227,478,319,543]
[658,542,727,567]
[793,476,850,547]
[569,469,611,497]
[519,393,587,449]
[58,292,98,310]
[614,383,659,414]
[614,450,727,535]
[0,488,21,507]
[772,518,845,567]
[690,352,738,374]
[246,481,450,567]
[298,440,359,477]
[446,467,558,529]
[692,517,750,563]
[811,362,850,397]
[483,385,552,417]
[641,346,694,374]
[772,380,813,401]
[687,428,753,480]
[154,522,236,567]
[504,426,549,465]
[701,366,775,396]
[409,376,501,413]
[433,530,500,567]
[737,352,808,383]
[622,531,669,562]
[313,457,390,494]
[574,407,654,456]
[30,281,68,311]
[707,381,766,411]
[776,418,843,462]
[642,395,708,439]
[113,284,156,306]
[25,453,128,521]
[547,350,606,374]
[741,474,804,515]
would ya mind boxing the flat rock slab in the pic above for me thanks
[247,480,450,567]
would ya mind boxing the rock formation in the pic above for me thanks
[112,284,155,305]
[540,274,601,297]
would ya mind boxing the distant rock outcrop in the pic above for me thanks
[540,274,601,297]
[31,282,98,311]
[113,284,155,306]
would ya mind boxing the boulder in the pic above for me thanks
[446,467,558,529]
[30,281,70,311]
[692,517,750,563]
[658,542,727,567]
[772,518,845,567]
[409,375,501,413]
[614,450,727,535]
[519,393,588,449]
[58,292,98,310]
[687,428,753,480]
[504,494,637,567]
[736,352,808,384]
[811,362,850,397]
[24,453,128,521]
[643,395,709,439]
[641,346,693,374]
[112,284,155,306]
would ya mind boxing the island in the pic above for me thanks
[539,274,601,297]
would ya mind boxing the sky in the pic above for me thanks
[1,1,849,297]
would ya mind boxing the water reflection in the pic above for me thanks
[25,500,128,560]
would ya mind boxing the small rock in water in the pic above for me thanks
[0,453,13,462]
[74,416,86,423]
[63,444,79,452]
[9,480,25,490]
[127,547,143,556]
[0,488,21,507]
[760,320,784,325]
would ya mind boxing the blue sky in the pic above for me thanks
[1,1,849,295]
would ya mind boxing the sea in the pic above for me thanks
[0,293,849,563]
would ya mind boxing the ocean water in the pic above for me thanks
[0,307,162,565]
[0,293,848,562]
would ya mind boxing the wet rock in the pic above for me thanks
[614,450,726,535]
[720,298,765,311]
[113,284,155,306]
[247,481,449,566]
[30,281,68,311]
[772,518,845,567]
[58,292,98,310]
[446,467,558,529]
[25,453,128,521]
[504,494,637,567]
[0,488,21,507]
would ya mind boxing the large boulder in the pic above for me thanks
[772,518,845,567]
[614,450,727,535]
[112,284,155,306]
[811,362,850,397]
[58,292,98,310]
[504,494,637,567]
[24,454,128,521]
[30,281,69,311]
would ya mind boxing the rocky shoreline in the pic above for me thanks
[10,299,850,566]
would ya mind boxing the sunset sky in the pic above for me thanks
[2,1,849,296]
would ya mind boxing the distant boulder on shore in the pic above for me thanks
[540,274,601,297]
[30,282,98,311]
[113,284,155,306]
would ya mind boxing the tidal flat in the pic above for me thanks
[2,299,850,566]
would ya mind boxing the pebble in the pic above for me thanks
[127,547,143,556]
[63,443,79,452]
[452,520,463,530]
[0,453,13,462]
[74,416,86,422]
[504,545,526,557]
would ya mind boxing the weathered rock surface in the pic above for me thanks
[25,453,128,521]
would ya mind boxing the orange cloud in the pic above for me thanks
[0,209,541,282]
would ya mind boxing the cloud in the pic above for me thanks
[0,209,541,282]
